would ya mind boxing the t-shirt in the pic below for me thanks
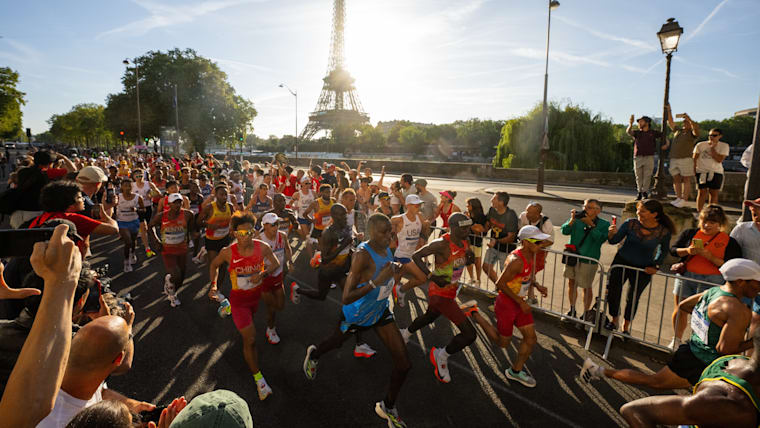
[731,222,760,264]
[519,212,555,243]
[487,207,519,253]
[670,129,698,159]
[693,141,730,174]
[418,191,438,222]
[632,129,663,157]
[44,167,68,180]
[36,382,106,428]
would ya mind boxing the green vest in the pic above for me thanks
[694,355,760,413]
[689,287,736,364]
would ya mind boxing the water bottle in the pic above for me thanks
[218,298,231,318]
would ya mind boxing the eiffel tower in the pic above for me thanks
[300,0,369,141]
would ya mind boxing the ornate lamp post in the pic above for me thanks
[537,0,560,193]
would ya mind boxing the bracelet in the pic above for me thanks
[369,280,376,289]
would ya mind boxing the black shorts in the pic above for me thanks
[318,258,351,285]
[205,235,230,253]
[340,307,395,333]
[697,172,724,190]
[138,206,153,223]
[311,228,323,239]
[666,343,709,385]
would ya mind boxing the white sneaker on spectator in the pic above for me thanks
[123,260,133,273]
[667,337,682,351]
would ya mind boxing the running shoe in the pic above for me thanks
[192,249,206,265]
[303,345,318,380]
[393,283,406,308]
[429,347,451,383]
[169,295,181,307]
[123,260,133,273]
[375,401,407,428]
[163,274,174,295]
[266,328,281,345]
[459,300,478,317]
[506,368,536,388]
[580,357,604,383]
[145,248,156,258]
[129,252,137,265]
[399,328,411,345]
[667,337,681,351]
[256,378,273,401]
[289,282,301,305]
[354,343,377,358]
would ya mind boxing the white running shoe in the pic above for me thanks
[429,347,451,383]
[375,401,407,428]
[123,260,133,273]
[354,343,377,358]
[256,377,273,401]
[289,282,301,305]
[129,251,137,265]
[399,328,411,344]
[303,345,318,380]
[164,274,179,306]
[266,328,281,345]
[580,357,604,383]
[169,295,181,307]
[667,337,682,351]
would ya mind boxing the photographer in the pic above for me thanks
[560,199,609,321]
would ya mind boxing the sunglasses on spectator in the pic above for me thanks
[235,229,255,237]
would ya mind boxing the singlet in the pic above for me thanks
[205,202,231,240]
[179,182,191,196]
[260,231,287,277]
[116,194,139,222]
[440,203,454,228]
[251,194,271,215]
[132,181,152,207]
[188,192,203,215]
[231,181,244,204]
[314,198,333,231]
[328,223,353,267]
[428,233,468,299]
[694,355,760,414]
[395,213,422,259]
[296,189,315,218]
[502,249,534,298]
[151,179,166,205]
[690,287,737,364]
[228,241,264,295]
[341,242,395,331]
[161,210,188,255]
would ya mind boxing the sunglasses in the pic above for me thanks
[235,229,255,237]
[709,134,720,137]
[525,238,544,245]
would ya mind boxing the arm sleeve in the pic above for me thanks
[670,228,696,256]
[724,237,743,261]
[608,219,629,244]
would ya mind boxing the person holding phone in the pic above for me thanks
[666,104,700,208]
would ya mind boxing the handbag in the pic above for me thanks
[562,221,595,267]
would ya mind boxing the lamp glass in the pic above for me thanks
[659,32,681,53]
[550,1,560,10]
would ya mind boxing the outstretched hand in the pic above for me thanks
[0,262,41,300]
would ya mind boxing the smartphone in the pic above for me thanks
[0,228,56,258]
[139,405,168,423]
[105,188,115,204]
[693,238,704,249]
[81,280,103,313]
[611,215,617,226]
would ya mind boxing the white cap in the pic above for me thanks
[168,193,183,203]
[405,194,423,205]
[518,225,551,241]
[76,166,107,183]
[719,258,760,282]
[261,212,280,225]
[301,176,311,184]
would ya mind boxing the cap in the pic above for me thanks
[518,225,551,241]
[41,219,83,243]
[415,178,428,187]
[76,166,107,183]
[168,389,252,428]
[439,191,454,201]
[744,198,760,208]
[377,191,390,200]
[719,258,760,282]
[405,194,423,205]
[636,116,652,123]
[261,212,280,225]
[301,176,311,184]
[168,193,183,203]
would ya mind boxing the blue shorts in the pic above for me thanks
[297,217,311,225]
[118,219,140,234]
[673,271,724,298]
[394,257,412,265]
[753,296,760,315]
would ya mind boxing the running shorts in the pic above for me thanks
[666,343,709,386]
[229,289,262,330]
[205,235,230,253]
[494,292,534,337]
[262,272,284,293]
[428,294,467,326]
[340,307,395,333]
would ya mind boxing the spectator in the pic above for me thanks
[519,201,554,303]
[665,105,699,208]
[169,390,253,428]
[400,173,414,201]
[482,191,519,283]
[5,162,48,228]
[668,205,741,349]
[561,199,609,321]
[732,198,760,337]
[605,199,674,333]
[693,128,730,212]
[435,191,461,231]
[414,179,438,225]
[66,396,187,428]
[627,115,667,200]
[465,197,488,283]
[75,166,110,219]
[35,150,77,181]
[389,181,405,215]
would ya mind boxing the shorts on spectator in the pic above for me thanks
[669,157,695,177]
[205,235,230,253]
[138,206,153,222]
[483,248,508,270]
[262,272,284,294]
[428,294,467,326]
[494,292,534,337]
[297,217,311,225]
[229,289,261,330]
[696,172,723,190]
[118,219,141,234]
[563,261,598,289]
[666,343,708,385]
[673,271,723,298]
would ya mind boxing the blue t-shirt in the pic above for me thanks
[608,219,670,268]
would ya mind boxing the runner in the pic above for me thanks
[460,225,551,388]
[115,178,145,273]
[148,193,196,307]
[131,168,159,258]
[301,184,334,247]
[390,194,429,308]
[292,175,316,248]
[246,183,272,220]
[229,170,246,211]
[398,212,476,384]
[302,213,410,428]
[261,193,298,237]
[582,258,760,390]
[208,211,280,401]
[156,180,190,212]
[258,213,293,345]
[187,179,205,258]
[199,185,234,300]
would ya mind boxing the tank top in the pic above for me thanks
[116,194,139,222]
[341,242,395,331]
[231,181,244,204]
[503,249,534,298]
[686,230,731,276]
[695,355,760,413]
[260,231,287,276]
[205,202,231,240]
[296,189,315,218]
[188,192,203,215]
[314,198,333,231]
[151,179,166,205]
[429,233,468,299]
[252,194,271,215]
[228,241,265,294]
[132,181,152,207]
[395,213,422,259]
[161,210,188,255]
[440,203,454,228]
[690,287,737,364]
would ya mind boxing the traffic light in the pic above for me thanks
[237,133,244,142]
[119,130,124,136]
[144,137,149,143]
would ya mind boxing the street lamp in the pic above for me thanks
[279,83,298,159]
[123,58,147,151]
[536,0,559,193]
[652,18,683,200]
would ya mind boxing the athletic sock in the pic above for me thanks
[253,372,263,381]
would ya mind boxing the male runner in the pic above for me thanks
[292,175,316,250]
[302,213,410,428]
[131,168,159,258]
[582,258,760,389]
[390,194,429,308]
[461,225,550,387]
[260,193,297,236]
[209,211,280,400]
[259,212,293,345]
[156,180,190,212]
[301,184,335,247]
[398,212,476,384]
[115,178,144,273]
[199,185,234,300]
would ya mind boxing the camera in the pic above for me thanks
[574,210,587,219]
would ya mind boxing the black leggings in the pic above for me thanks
[605,255,653,321]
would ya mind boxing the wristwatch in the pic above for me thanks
[369,280,377,289]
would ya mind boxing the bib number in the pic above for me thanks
[236,274,260,291]
[376,279,395,301]
[691,308,710,343]
[214,226,229,237]
[518,280,531,298]
[164,231,185,245]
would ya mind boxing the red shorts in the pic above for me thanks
[162,253,186,271]
[229,289,261,330]
[428,294,466,326]
[494,292,534,337]
[261,272,284,293]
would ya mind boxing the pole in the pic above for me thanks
[295,91,299,159]
[744,93,760,221]
[654,52,673,200]
[537,1,553,193]
[174,84,180,156]
[135,62,144,151]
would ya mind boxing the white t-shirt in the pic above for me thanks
[519,211,556,243]
[36,382,106,428]
[693,140,730,174]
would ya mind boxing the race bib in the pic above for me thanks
[214,226,229,238]
[236,274,260,291]
[518,280,531,298]
[322,215,331,226]
[691,308,709,343]
[376,279,395,301]
[164,231,185,245]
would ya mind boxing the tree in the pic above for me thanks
[696,115,755,147]
[454,119,504,158]
[105,48,256,153]
[399,125,427,156]
[355,124,386,153]
[0,67,26,141]
[48,104,115,149]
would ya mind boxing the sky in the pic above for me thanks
[1,0,759,139]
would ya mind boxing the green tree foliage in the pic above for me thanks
[105,48,256,153]
[399,125,427,155]
[0,67,26,140]
[695,115,755,147]
[48,104,116,149]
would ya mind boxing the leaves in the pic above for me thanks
[0,67,26,140]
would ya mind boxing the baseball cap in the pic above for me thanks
[415,178,428,187]
[261,212,280,225]
[636,115,652,123]
[377,191,390,200]
[518,225,551,241]
[405,194,423,205]
[169,389,252,428]
[744,198,760,208]
[439,191,454,201]
[168,193,183,203]
[76,166,108,183]
[301,176,311,184]
[719,258,760,282]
